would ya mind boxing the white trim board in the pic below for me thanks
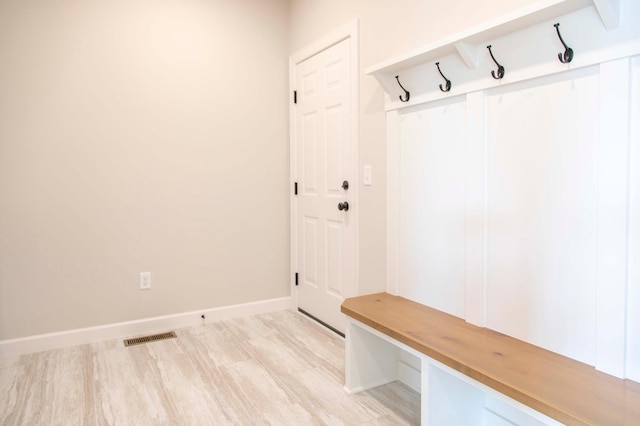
[0,297,291,358]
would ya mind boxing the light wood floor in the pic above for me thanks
[0,311,419,425]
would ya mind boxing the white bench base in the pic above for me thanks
[345,317,563,426]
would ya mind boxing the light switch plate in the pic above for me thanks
[364,165,372,186]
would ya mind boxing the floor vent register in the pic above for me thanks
[123,331,177,347]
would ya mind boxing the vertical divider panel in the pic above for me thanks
[465,91,487,327]
[627,56,640,382]
[420,357,430,425]
[386,111,400,295]
[596,58,631,377]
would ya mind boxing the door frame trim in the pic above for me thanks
[289,19,360,312]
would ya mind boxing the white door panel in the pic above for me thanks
[294,38,354,333]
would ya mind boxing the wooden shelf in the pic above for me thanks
[342,292,640,425]
[365,0,616,74]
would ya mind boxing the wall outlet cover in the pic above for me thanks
[140,272,151,290]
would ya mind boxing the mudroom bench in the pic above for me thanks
[341,292,640,425]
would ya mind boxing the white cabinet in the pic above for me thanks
[344,317,562,425]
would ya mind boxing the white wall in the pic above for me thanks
[380,0,640,379]
[288,0,540,295]
[0,0,289,340]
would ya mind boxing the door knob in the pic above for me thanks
[338,202,349,211]
[342,180,349,190]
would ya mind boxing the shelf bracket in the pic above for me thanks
[455,42,479,69]
[593,0,620,30]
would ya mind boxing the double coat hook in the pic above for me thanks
[395,75,410,102]
[435,62,451,92]
[554,23,574,63]
[486,45,505,79]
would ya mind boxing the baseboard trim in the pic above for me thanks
[0,296,291,358]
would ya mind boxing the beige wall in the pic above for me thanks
[288,0,540,296]
[0,0,546,341]
[0,0,289,339]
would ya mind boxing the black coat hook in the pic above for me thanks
[395,75,410,102]
[435,62,451,92]
[554,23,574,64]
[486,45,505,80]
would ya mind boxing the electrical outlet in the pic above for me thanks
[140,272,151,290]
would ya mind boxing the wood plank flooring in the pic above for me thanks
[0,311,419,425]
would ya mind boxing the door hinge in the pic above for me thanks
[294,182,298,195]
[295,272,299,286]
[293,90,297,104]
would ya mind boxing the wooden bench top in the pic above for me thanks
[341,292,640,426]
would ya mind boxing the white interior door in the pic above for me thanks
[293,37,355,334]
